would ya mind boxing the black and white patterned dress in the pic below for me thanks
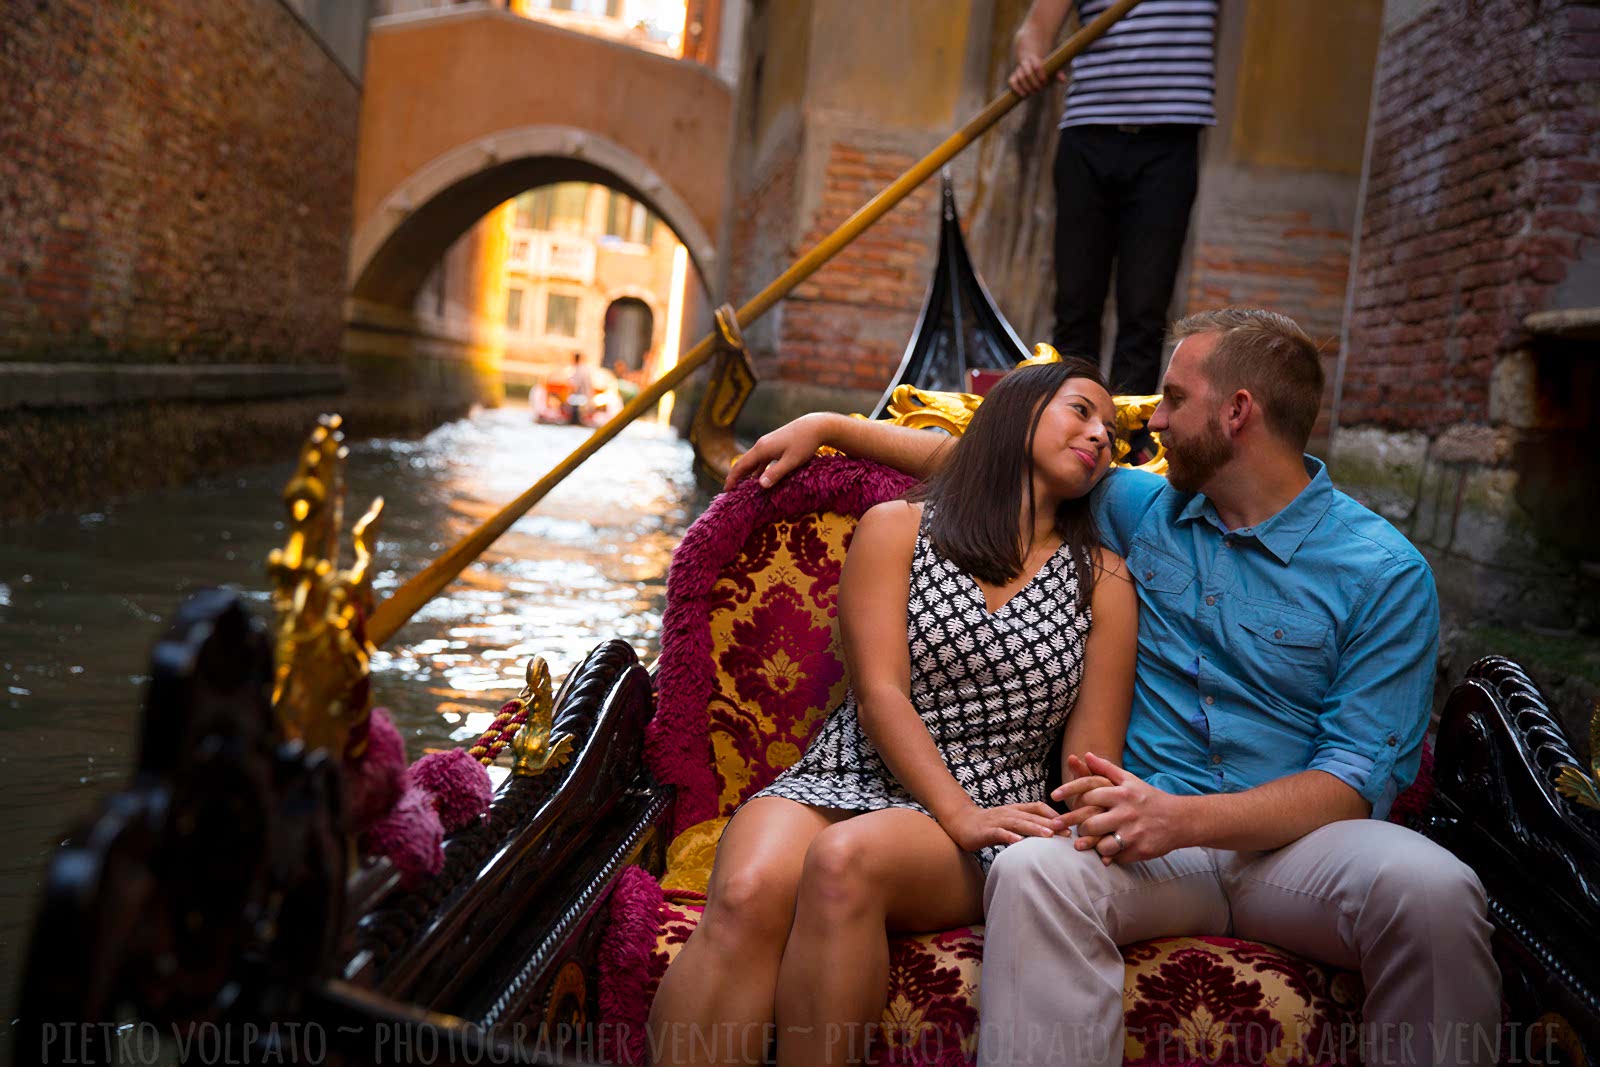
[753,506,1092,875]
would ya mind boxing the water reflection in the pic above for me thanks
[0,407,700,1025]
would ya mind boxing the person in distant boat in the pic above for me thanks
[648,359,1138,1065]
[564,351,595,425]
[1010,0,1217,396]
[726,308,1501,1067]
[612,358,642,405]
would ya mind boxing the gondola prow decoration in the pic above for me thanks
[267,413,386,759]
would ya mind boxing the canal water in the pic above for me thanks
[0,406,703,1031]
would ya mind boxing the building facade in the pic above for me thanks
[1330,0,1600,647]
[499,182,684,387]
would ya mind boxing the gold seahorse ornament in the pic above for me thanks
[510,656,576,777]
[1554,697,1600,811]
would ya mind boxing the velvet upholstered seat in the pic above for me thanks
[599,455,1430,1066]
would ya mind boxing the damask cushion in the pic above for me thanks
[598,864,1364,1066]
[644,456,918,835]
[657,815,727,897]
[1121,936,1363,1066]
[703,511,857,815]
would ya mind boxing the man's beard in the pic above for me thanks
[1163,416,1233,493]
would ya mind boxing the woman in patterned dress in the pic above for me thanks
[649,358,1138,1065]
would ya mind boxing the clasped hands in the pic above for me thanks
[935,753,1187,865]
[1050,752,1188,866]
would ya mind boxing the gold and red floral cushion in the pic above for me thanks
[704,512,857,817]
[1121,936,1362,1066]
[644,457,919,836]
[628,892,1361,1066]
[611,826,1363,1066]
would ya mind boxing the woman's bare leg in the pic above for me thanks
[773,809,985,1065]
[648,797,845,1066]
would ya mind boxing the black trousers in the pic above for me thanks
[1051,124,1200,395]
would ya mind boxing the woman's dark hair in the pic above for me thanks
[911,358,1108,597]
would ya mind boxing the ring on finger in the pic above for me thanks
[1110,831,1127,853]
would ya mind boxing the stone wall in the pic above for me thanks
[1,0,359,370]
[0,0,368,518]
[725,0,990,430]
[1340,0,1600,433]
[1331,0,1600,632]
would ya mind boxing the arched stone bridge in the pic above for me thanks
[347,5,734,407]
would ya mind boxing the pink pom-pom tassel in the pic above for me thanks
[409,748,494,832]
[344,708,408,832]
[366,785,445,886]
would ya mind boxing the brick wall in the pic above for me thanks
[1340,0,1600,432]
[780,142,939,393]
[727,125,943,396]
[1186,191,1358,442]
[726,119,804,380]
[0,0,360,366]
[1187,211,1352,345]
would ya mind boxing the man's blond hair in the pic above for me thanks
[1170,308,1325,449]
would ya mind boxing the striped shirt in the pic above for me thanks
[1061,0,1217,128]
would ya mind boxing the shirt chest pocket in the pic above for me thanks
[1128,539,1197,597]
[1236,599,1330,670]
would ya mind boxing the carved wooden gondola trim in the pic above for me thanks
[344,638,654,1013]
[476,789,673,1028]
[15,590,346,1061]
[1486,898,1600,1017]
[1429,653,1600,1053]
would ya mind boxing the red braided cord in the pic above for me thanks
[469,698,529,765]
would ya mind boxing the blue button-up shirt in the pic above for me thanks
[1090,457,1438,818]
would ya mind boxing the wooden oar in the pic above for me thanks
[368,0,1142,647]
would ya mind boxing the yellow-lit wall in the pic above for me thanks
[500,184,683,382]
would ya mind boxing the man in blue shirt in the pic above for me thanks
[726,308,1499,1065]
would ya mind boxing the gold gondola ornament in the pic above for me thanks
[267,413,386,759]
[510,656,576,777]
[879,343,1169,475]
[1554,698,1600,811]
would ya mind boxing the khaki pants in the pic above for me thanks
[977,820,1501,1066]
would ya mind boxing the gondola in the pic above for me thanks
[869,172,1030,416]
[17,218,1600,1067]
[15,5,1600,1056]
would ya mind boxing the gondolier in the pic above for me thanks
[1010,0,1218,395]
